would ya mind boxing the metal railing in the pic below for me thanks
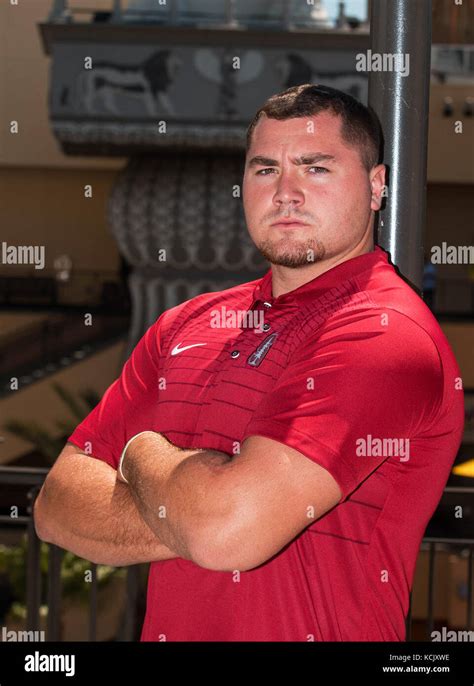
[0,465,472,641]
[405,490,474,640]
[0,466,139,641]
[0,270,129,311]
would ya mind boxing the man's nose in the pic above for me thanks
[272,171,304,208]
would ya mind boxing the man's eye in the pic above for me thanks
[308,166,329,174]
[255,166,329,176]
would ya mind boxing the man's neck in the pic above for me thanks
[271,242,375,298]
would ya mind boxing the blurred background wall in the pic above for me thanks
[0,0,472,642]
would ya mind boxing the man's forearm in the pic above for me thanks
[34,452,180,567]
[122,433,234,561]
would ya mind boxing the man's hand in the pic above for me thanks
[117,431,234,563]
[33,442,181,566]
[118,431,183,485]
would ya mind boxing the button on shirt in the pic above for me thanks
[68,246,464,641]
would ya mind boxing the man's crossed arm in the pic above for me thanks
[120,432,342,572]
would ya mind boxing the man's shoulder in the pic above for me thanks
[367,272,454,363]
[316,271,455,372]
[150,274,265,335]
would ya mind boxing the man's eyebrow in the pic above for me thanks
[247,153,336,168]
[295,153,336,165]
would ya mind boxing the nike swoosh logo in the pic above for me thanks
[171,342,207,356]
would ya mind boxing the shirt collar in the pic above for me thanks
[251,246,390,308]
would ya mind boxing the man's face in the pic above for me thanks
[242,112,385,268]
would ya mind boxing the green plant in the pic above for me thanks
[0,535,124,620]
[3,382,101,464]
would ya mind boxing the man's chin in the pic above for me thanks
[257,243,326,268]
[259,253,322,268]
[255,231,326,266]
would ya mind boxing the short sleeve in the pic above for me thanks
[66,313,166,470]
[241,308,443,503]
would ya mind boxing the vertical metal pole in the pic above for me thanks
[368,0,432,293]
[26,487,42,631]
[89,564,98,641]
[119,565,141,641]
[46,545,63,641]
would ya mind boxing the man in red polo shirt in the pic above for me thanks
[34,84,464,641]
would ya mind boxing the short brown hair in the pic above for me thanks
[246,84,382,171]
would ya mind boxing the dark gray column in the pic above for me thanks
[368,0,432,293]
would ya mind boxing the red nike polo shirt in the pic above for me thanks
[67,246,464,641]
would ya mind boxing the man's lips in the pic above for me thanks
[271,220,308,227]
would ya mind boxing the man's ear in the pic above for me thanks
[369,164,386,211]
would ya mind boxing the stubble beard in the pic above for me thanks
[256,233,327,269]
